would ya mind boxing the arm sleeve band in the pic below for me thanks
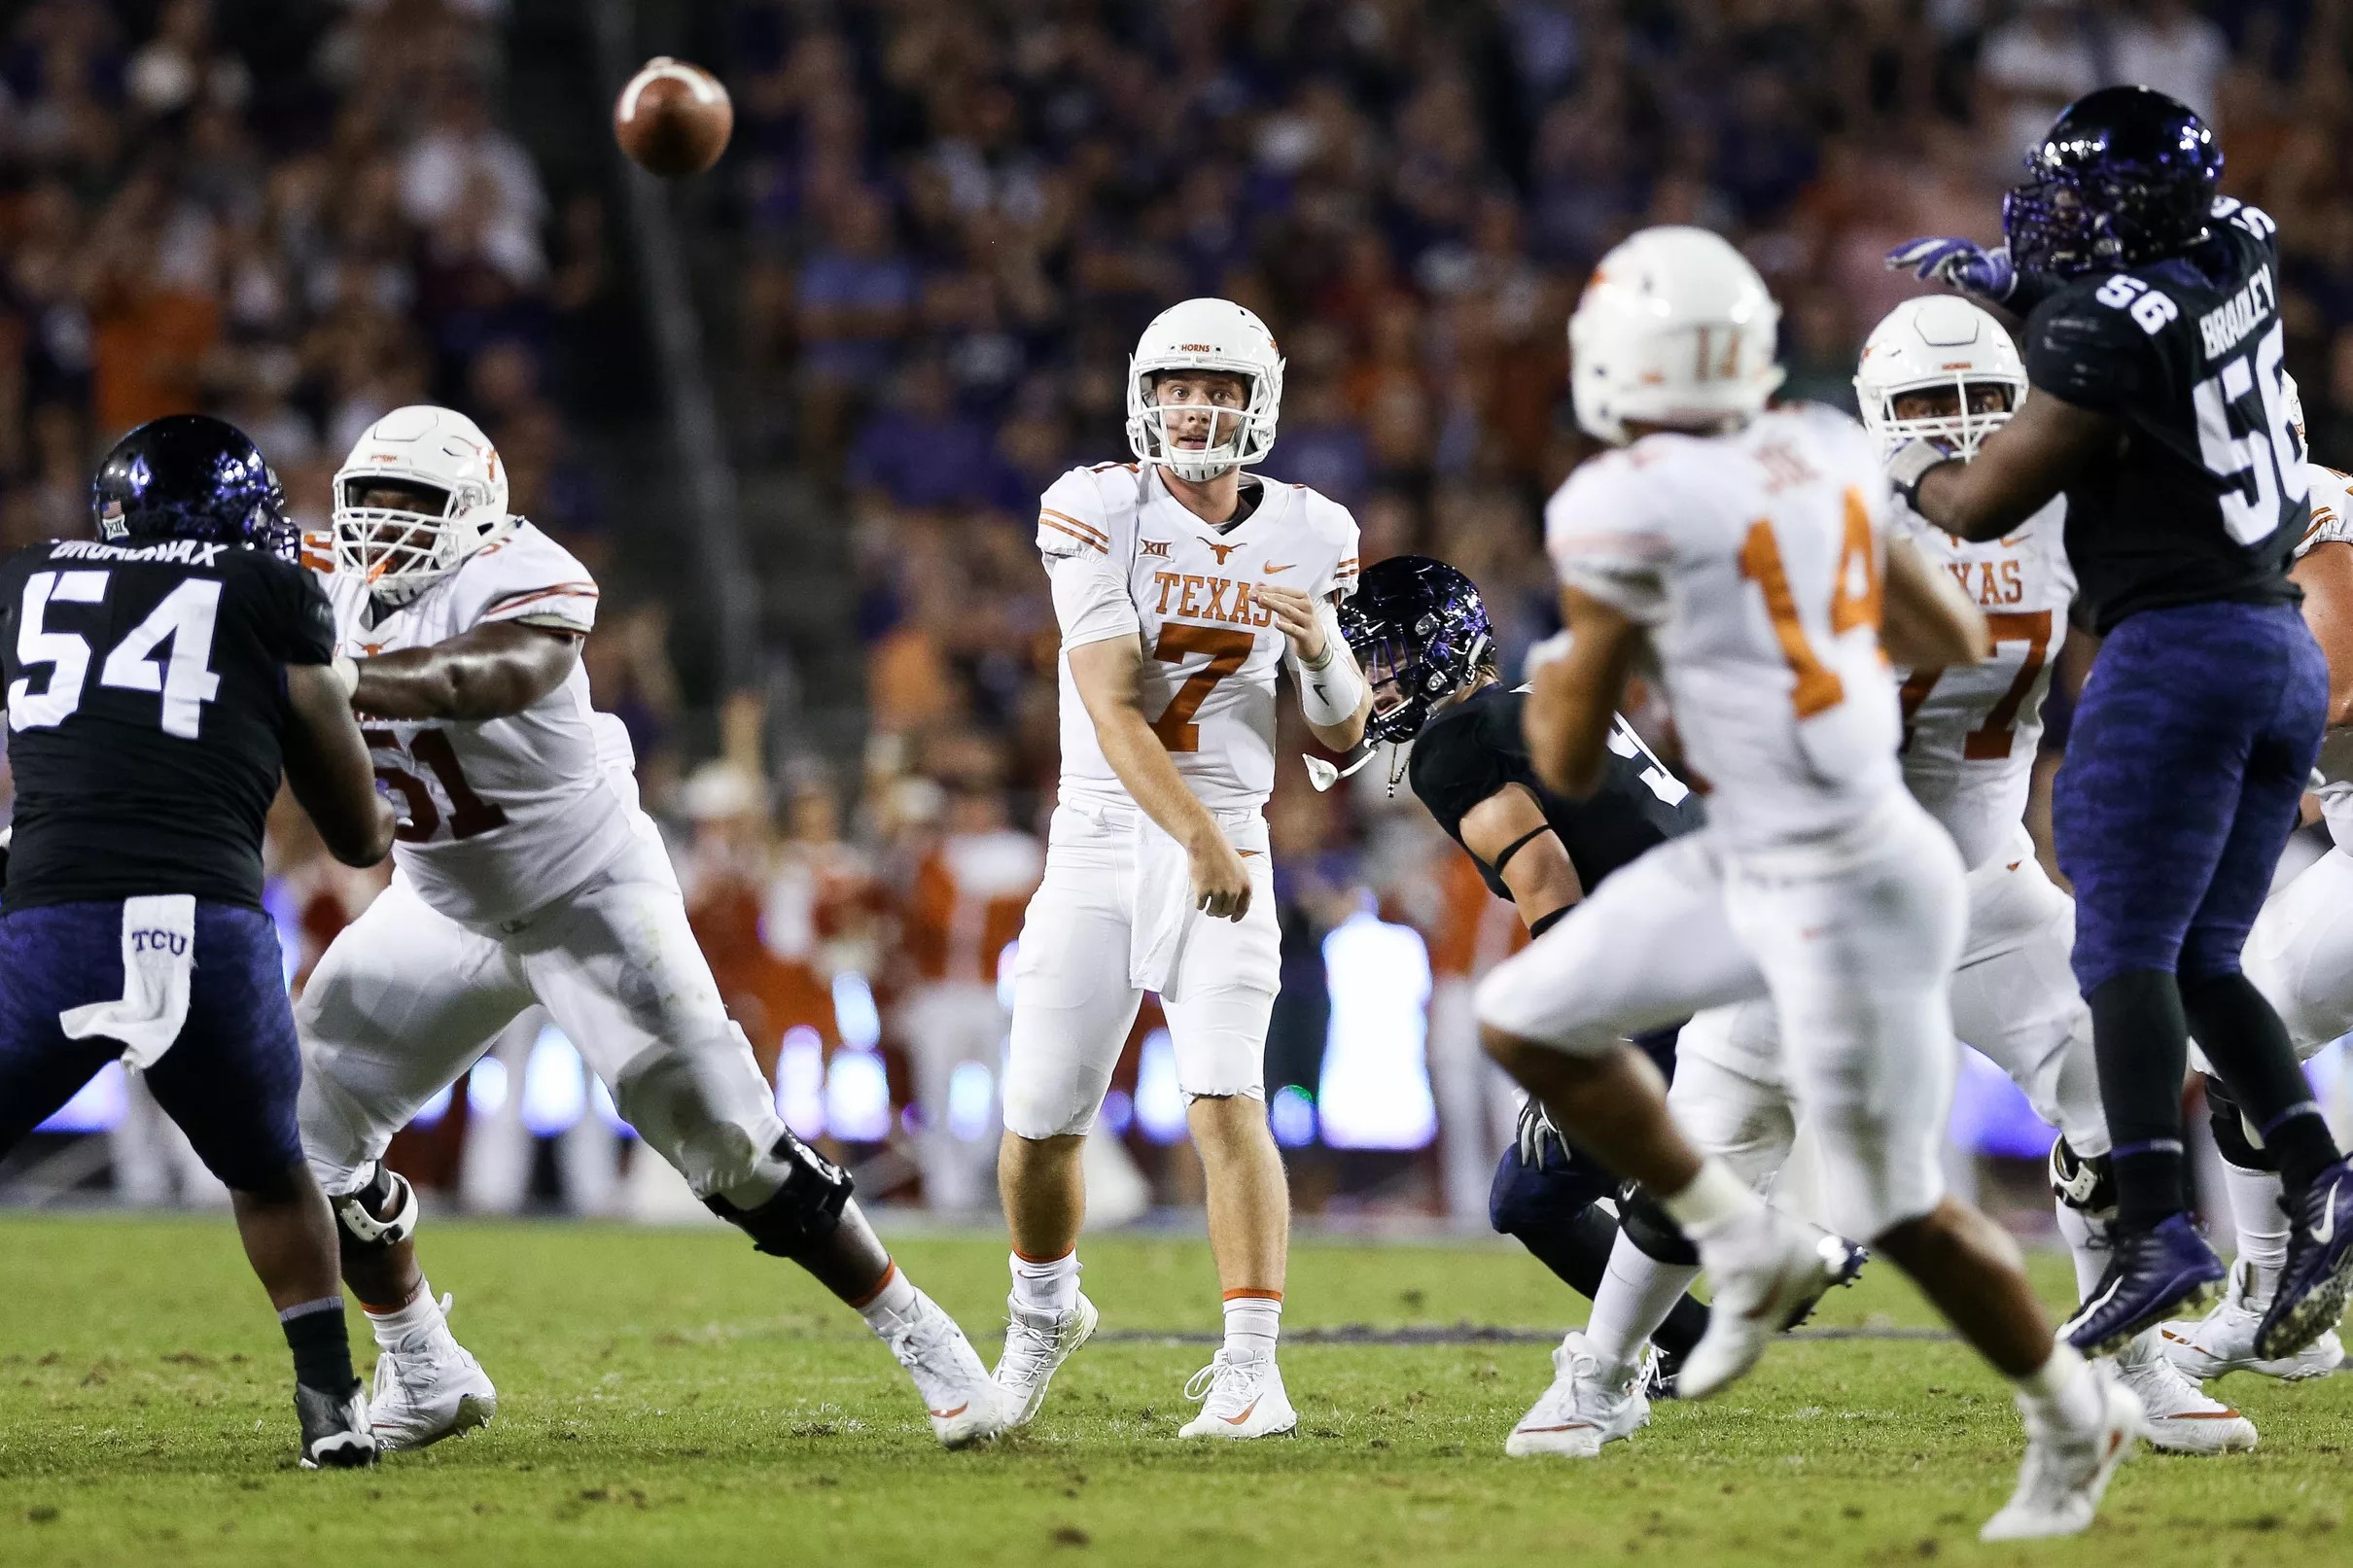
[1528,906,1569,939]
[1291,600,1365,725]
[1489,824,1554,879]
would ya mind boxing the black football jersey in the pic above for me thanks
[2022,200,2305,634]
[1407,684,1704,900]
[0,537,335,911]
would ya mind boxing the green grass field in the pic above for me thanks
[3,1213,2351,1567]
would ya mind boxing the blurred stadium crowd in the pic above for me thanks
[10,0,2353,1222]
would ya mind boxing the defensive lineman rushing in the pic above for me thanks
[1549,295,2251,1456]
[0,417,396,1468]
[1337,556,1724,1452]
[994,298,1370,1438]
[2167,384,2353,1381]
[1475,226,2138,1540]
[294,405,1012,1450]
[1888,86,2353,1360]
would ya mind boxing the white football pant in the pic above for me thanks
[1475,796,1966,1241]
[1002,801,1279,1140]
[299,825,790,1207]
[900,979,1010,1211]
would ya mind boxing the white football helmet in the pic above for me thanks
[332,405,512,601]
[1854,296,2025,461]
[1569,226,1785,445]
[2284,370,2306,461]
[1126,297,1283,481]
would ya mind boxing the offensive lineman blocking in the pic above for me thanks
[295,405,1011,1451]
[994,299,1370,1437]
[1474,226,2137,1540]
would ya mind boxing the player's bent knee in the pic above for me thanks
[2201,1072,2274,1171]
[331,1162,419,1248]
[701,1130,856,1262]
[613,1026,790,1200]
[1617,1182,1700,1266]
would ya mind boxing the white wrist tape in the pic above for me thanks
[1292,603,1364,727]
[330,654,361,702]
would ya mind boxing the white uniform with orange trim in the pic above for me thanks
[295,523,790,1208]
[1473,405,1969,1240]
[1676,491,2108,1167]
[2242,462,2353,1060]
[1006,462,1358,1138]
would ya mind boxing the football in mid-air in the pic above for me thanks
[614,56,732,177]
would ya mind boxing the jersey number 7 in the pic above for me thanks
[1897,610,2054,759]
[1147,624,1255,752]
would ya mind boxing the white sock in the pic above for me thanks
[855,1261,921,1335]
[2222,1161,2290,1303]
[1585,1235,1700,1379]
[364,1277,448,1354]
[1222,1291,1282,1364]
[2013,1342,2104,1435]
[1010,1249,1081,1314]
[2052,1201,2110,1302]
[1657,1158,1761,1242]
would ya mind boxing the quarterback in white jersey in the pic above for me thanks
[2169,387,2353,1382]
[296,406,1010,1453]
[994,298,1369,1441]
[1472,228,2136,1542]
[1576,296,2246,1457]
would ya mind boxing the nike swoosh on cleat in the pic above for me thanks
[1515,1422,1598,1434]
[1220,1398,1262,1425]
[2319,1201,2340,1247]
[931,1404,968,1419]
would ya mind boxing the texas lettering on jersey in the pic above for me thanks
[1893,498,2075,869]
[1036,462,1360,812]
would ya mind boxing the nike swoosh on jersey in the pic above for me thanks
[1263,562,1296,574]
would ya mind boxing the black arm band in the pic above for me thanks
[1528,906,1569,939]
[1489,824,1553,878]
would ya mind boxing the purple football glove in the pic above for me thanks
[1884,236,2016,302]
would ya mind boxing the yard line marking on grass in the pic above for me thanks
[1096,1325,1953,1347]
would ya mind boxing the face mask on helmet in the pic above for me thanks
[1862,377,2023,461]
[334,476,466,600]
[1337,557,1493,748]
[1129,369,1278,480]
[2002,86,2220,276]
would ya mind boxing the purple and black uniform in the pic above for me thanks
[0,537,334,1187]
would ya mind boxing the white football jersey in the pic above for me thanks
[1892,495,2074,870]
[316,523,639,925]
[2297,463,2353,851]
[1545,404,1904,851]
[1036,462,1359,812]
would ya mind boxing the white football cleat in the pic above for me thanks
[2160,1258,2345,1382]
[2116,1341,2257,1454]
[1679,1208,1858,1401]
[1980,1369,2141,1543]
[883,1290,1014,1449]
[365,1296,497,1451]
[1503,1332,1651,1458]
[993,1294,1099,1428]
[1177,1353,1298,1439]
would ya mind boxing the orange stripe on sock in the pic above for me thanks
[847,1261,898,1308]
[1222,1288,1283,1303]
[1012,1247,1075,1266]
[359,1284,426,1316]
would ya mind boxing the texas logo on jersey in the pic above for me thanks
[1036,462,1359,811]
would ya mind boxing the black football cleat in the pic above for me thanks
[297,1380,379,1470]
[2257,1157,2353,1361]
[2059,1212,2225,1357]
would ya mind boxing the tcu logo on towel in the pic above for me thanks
[130,927,189,957]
